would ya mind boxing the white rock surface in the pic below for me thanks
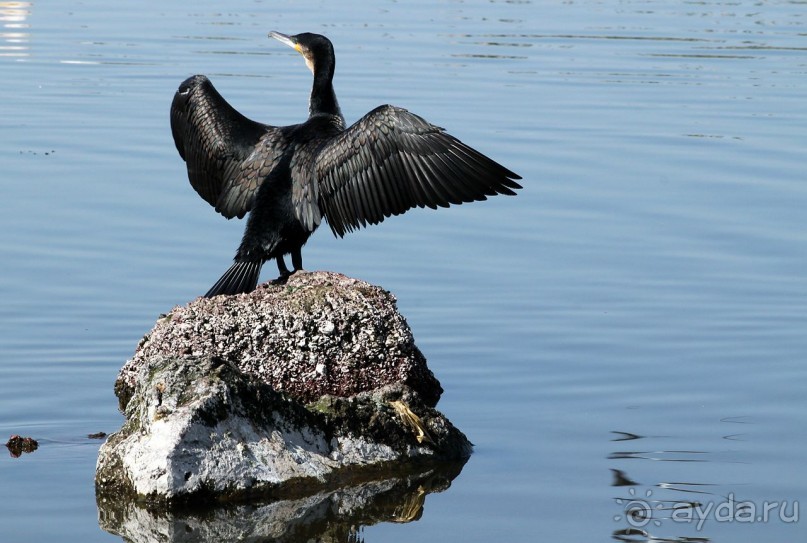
[96,355,470,506]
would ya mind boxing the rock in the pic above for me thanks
[96,356,470,506]
[96,272,471,507]
[6,435,38,457]
[116,271,442,408]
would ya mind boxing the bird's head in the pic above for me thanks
[269,31,334,76]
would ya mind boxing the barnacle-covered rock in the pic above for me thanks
[116,271,442,408]
[96,272,470,507]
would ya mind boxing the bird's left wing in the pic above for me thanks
[313,105,522,237]
[170,75,288,219]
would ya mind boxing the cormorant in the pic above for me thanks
[171,31,522,297]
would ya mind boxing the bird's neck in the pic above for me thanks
[309,62,343,121]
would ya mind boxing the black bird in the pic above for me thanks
[171,32,522,297]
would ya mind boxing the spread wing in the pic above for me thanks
[313,105,522,237]
[170,75,288,219]
[290,140,324,233]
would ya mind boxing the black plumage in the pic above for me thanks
[170,31,522,297]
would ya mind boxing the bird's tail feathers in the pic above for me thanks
[204,260,263,298]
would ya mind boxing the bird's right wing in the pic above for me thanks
[170,75,288,219]
[313,105,522,237]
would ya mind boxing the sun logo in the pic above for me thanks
[614,487,663,528]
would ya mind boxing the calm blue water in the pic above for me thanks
[1,1,805,541]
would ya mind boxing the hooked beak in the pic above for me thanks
[269,31,314,74]
[269,31,300,52]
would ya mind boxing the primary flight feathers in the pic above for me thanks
[171,31,521,297]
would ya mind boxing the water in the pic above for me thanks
[1,0,805,541]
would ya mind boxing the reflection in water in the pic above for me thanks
[607,415,778,543]
[611,468,639,487]
[0,1,30,58]
[611,431,642,442]
[97,462,465,543]
[608,427,737,542]
[612,527,709,543]
[609,450,709,462]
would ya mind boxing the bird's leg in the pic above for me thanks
[272,250,302,284]
[291,247,303,272]
[272,256,292,284]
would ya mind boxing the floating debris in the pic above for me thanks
[6,435,38,457]
[390,400,433,445]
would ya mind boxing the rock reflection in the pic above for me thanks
[0,1,30,58]
[97,461,465,543]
